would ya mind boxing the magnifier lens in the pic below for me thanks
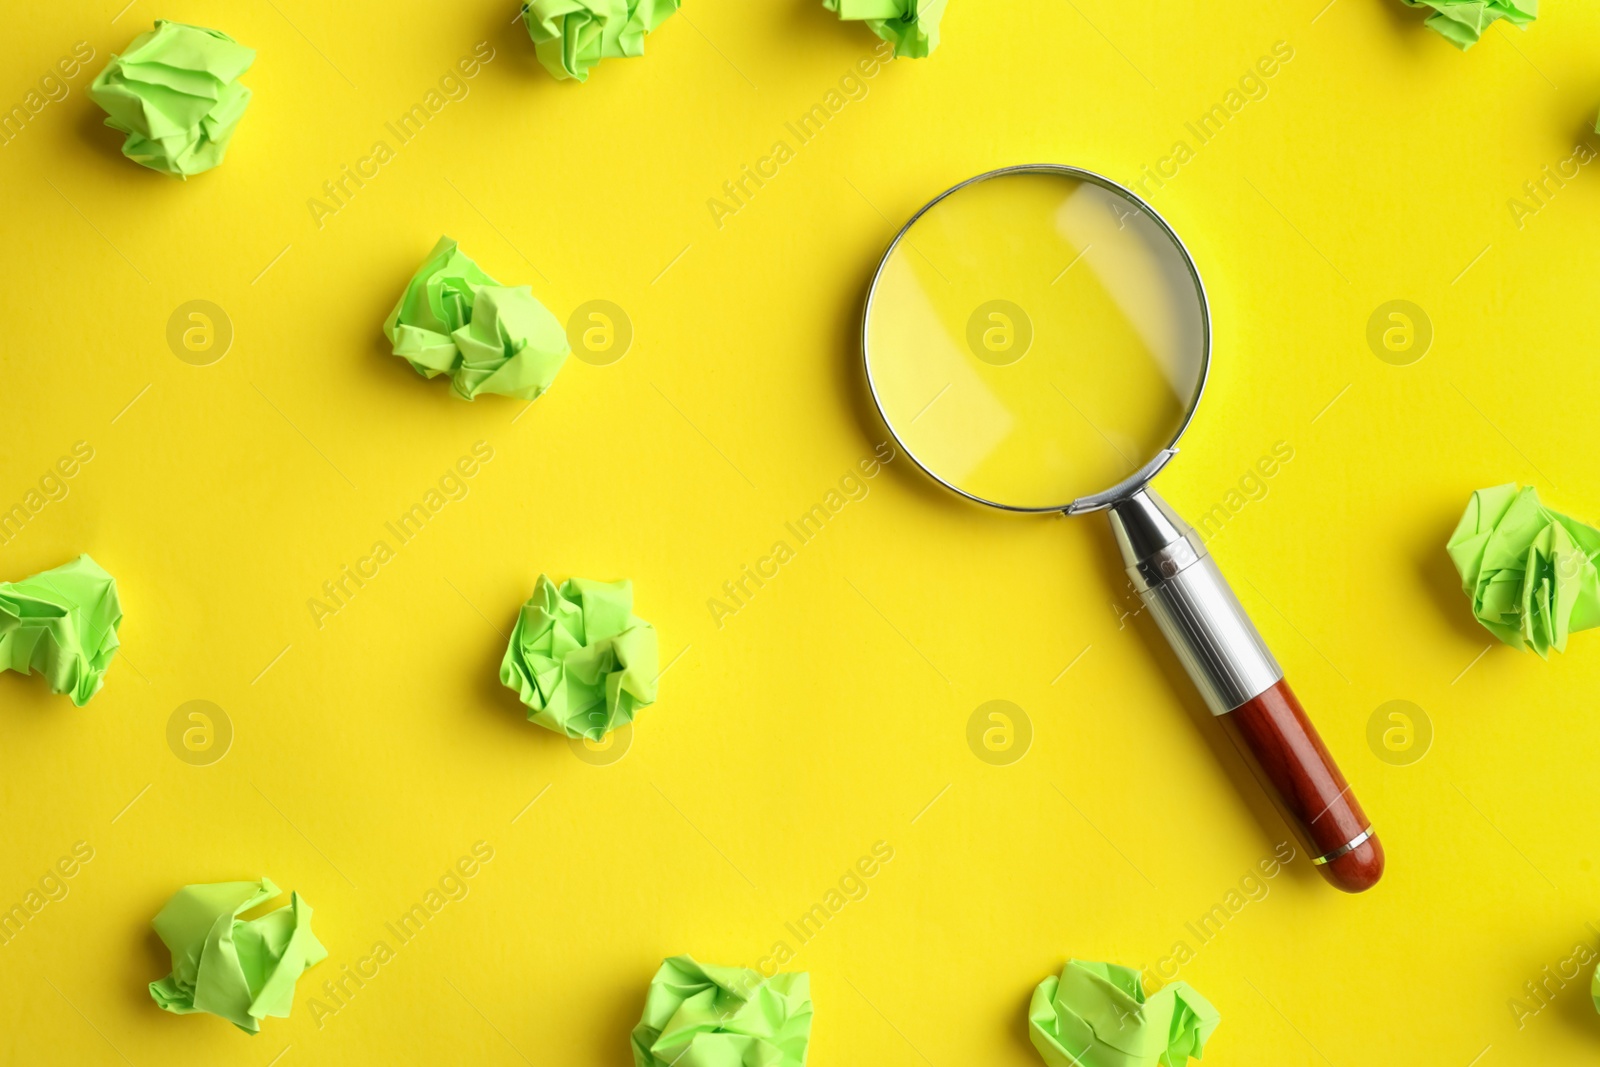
[865,170,1209,510]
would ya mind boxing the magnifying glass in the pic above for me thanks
[863,165,1382,893]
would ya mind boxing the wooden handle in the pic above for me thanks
[1217,679,1383,893]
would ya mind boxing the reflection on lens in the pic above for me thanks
[865,169,1209,510]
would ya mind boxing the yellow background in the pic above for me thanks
[3,0,1600,1063]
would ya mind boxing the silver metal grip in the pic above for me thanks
[1108,489,1282,715]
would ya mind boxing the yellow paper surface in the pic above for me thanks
[5,2,1600,1063]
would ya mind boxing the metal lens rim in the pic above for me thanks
[860,163,1213,514]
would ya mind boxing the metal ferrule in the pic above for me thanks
[1108,489,1282,715]
[1313,828,1375,865]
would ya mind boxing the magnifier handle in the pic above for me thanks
[1108,490,1383,893]
[1217,679,1381,891]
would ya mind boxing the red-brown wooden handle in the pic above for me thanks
[1218,679,1384,892]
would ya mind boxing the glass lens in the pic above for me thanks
[864,169,1209,510]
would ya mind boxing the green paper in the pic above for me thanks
[523,0,681,82]
[383,236,570,402]
[149,878,326,1034]
[1029,960,1219,1067]
[632,955,813,1067]
[1398,0,1535,49]
[500,575,659,739]
[823,0,946,57]
[88,20,255,176]
[1447,484,1600,657]
[0,555,121,706]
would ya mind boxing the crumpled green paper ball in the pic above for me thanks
[631,956,813,1067]
[1447,483,1600,657]
[0,554,121,706]
[1398,0,1536,50]
[383,236,570,402]
[149,878,327,1034]
[523,0,681,82]
[823,0,946,57]
[88,21,255,177]
[1028,960,1219,1067]
[500,575,658,740]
